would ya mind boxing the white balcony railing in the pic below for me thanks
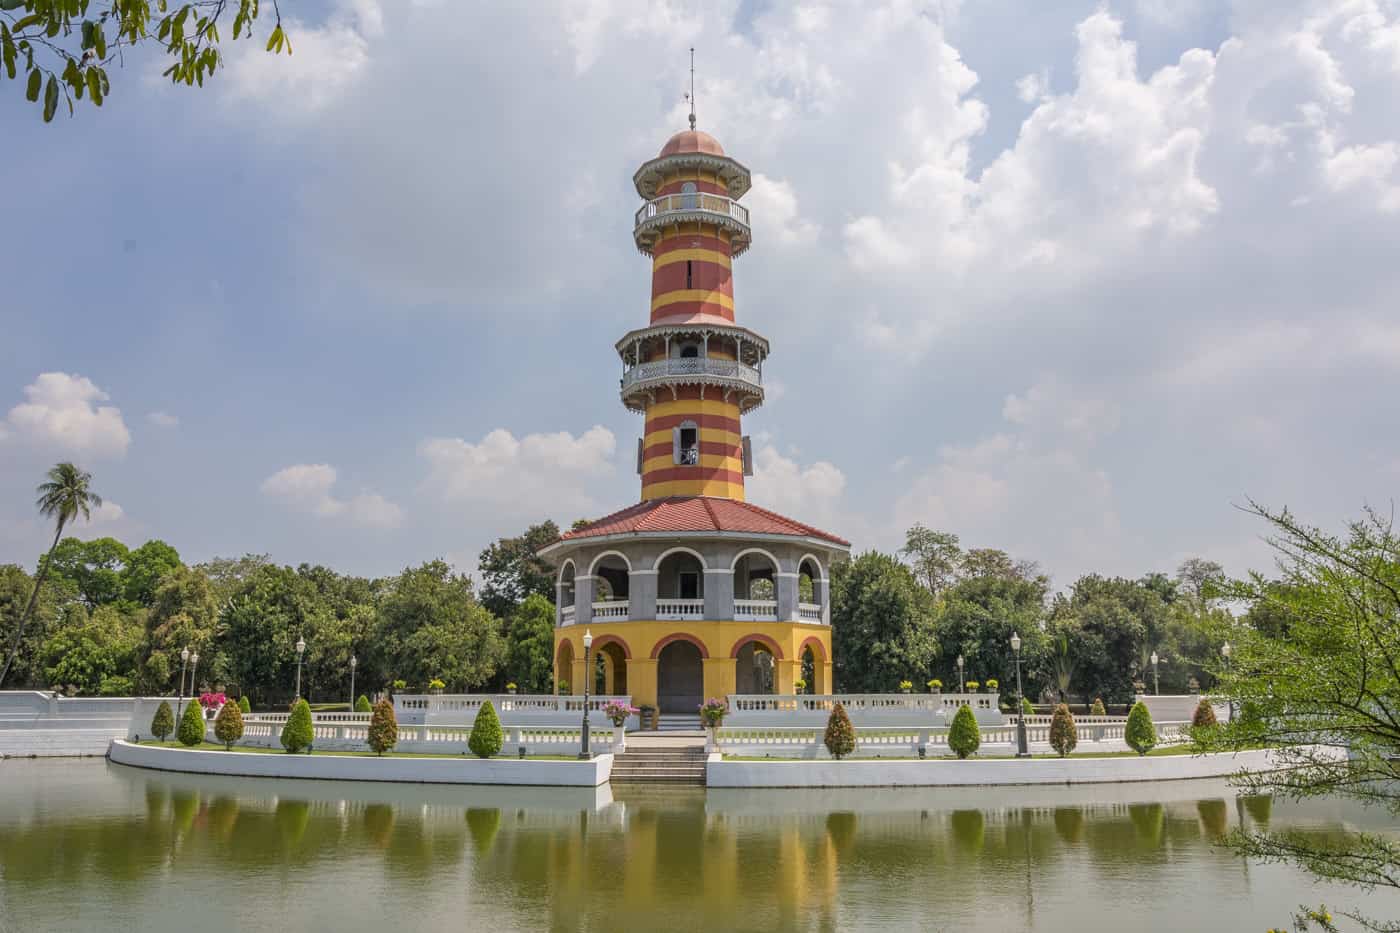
[798,602,822,622]
[560,604,576,624]
[734,599,778,621]
[591,600,629,620]
[657,598,705,620]
[634,193,749,230]
[621,357,762,393]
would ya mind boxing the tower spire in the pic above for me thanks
[688,47,696,130]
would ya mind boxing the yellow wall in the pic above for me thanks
[553,620,833,707]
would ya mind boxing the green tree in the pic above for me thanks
[1047,625,1076,702]
[505,593,556,694]
[45,536,129,608]
[177,693,206,746]
[935,572,1048,702]
[1191,698,1217,730]
[1194,504,1400,931]
[0,563,69,687]
[1090,697,1106,716]
[280,698,313,754]
[823,702,856,759]
[139,564,219,695]
[1049,703,1077,757]
[1052,575,1169,703]
[1175,557,1225,612]
[1,463,103,686]
[831,552,937,692]
[477,521,559,618]
[218,563,312,708]
[43,603,141,694]
[150,699,174,741]
[375,560,504,691]
[468,700,503,758]
[367,697,397,755]
[948,704,980,759]
[1125,701,1156,755]
[214,697,244,750]
[122,540,182,606]
[900,524,962,596]
[238,695,251,714]
[355,695,371,713]
[0,0,291,122]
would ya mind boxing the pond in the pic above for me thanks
[0,759,1395,931]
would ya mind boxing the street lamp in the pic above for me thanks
[578,630,594,760]
[295,636,307,700]
[957,654,965,694]
[177,645,191,722]
[189,652,200,710]
[1150,650,1160,696]
[349,654,358,710]
[1011,632,1030,758]
[1220,641,1233,722]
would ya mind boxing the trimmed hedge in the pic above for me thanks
[355,694,372,713]
[176,697,205,747]
[238,695,251,714]
[151,700,174,742]
[368,698,398,755]
[281,698,314,754]
[948,704,980,759]
[214,699,245,750]
[1049,703,1077,757]
[1021,697,1035,717]
[1126,701,1157,755]
[1090,697,1106,716]
[469,700,503,759]
[1192,699,1218,729]
[824,702,856,760]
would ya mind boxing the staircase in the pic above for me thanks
[655,714,704,733]
[610,744,708,786]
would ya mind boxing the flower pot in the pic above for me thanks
[612,725,626,752]
[705,726,718,754]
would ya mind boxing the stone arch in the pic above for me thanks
[588,550,633,576]
[557,558,578,586]
[730,547,781,572]
[653,546,708,571]
[591,634,632,660]
[728,633,784,659]
[555,639,575,695]
[649,632,710,659]
[797,636,827,661]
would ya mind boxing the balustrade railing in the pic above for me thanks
[733,599,778,621]
[391,693,633,727]
[634,193,749,229]
[591,600,630,620]
[714,721,1190,758]
[798,602,822,622]
[212,719,624,756]
[621,357,762,392]
[656,598,705,620]
[560,604,576,624]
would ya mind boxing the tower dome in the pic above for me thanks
[659,129,726,157]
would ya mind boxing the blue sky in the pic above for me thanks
[4,0,1400,587]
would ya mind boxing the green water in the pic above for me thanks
[0,760,1395,932]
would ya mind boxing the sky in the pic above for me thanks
[3,0,1400,590]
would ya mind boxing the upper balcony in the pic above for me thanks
[634,193,752,257]
[620,356,764,413]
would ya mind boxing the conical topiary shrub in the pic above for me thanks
[281,698,314,754]
[1049,703,1077,757]
[468,700,503,759]
[1021,697,1035,717]
[367,697,398,756]
[1126,701,1157,756]
[355,694,372,713]
[1192,698,1218,729]
[151,700,174,742]
[214,698,245,750]
[824,702,856,760]
[238,695,251,714]
[177,696,206,747]
[948,704,980,759]
[1090,697,1106,716]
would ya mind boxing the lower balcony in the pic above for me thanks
[798,602,822,622]
[560,604,576,625]
[656,598,705,621]
[734,599,778,622]
[591,600,630,620]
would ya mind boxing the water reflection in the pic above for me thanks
[0,761,1395,933]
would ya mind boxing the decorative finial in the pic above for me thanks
[687,47,696,130]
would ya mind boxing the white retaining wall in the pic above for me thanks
[0,691,138,756]
[394,693,637,730]
[108,739,613,786]
[1136,694,1227,723]
[216,716,624,757]
[706,746,1339,787]
[727,693,1005,728]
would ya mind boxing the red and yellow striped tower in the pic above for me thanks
[621,128,766,501]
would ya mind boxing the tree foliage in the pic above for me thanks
[948,704,980,759]
[238,695,250,714]
[900,524,962,596]
[355,694,371,713]
[213,696,243,749]
[468,699,503,758]
[280,698,313,754]
[504,593,556,694]
[1191,698,1217,730]
[477,521,559,619]
[1125,701,1156,755]
[832,552,937,692]
[176,694,205,746]
[0,0,292,123]
[823,702,855,760]
[43,603,141,695]
[367,697,397,755]
[150,699,174,741]
[122,539,182,606]
[1049,703,1077,757]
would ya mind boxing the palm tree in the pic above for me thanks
[1050,631,1076,704]
[0,463,102,686]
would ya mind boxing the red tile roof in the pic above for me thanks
[558,496,849,547]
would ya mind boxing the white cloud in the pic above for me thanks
[746,444,847,530]
[745,174,820,246]
[3,373,130,457]
[418,426,617,516]
[1002,378,1121,442]
[260,463,403,528]
[146,411,179,429]
[83,501,125,524]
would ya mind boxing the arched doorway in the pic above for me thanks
[596,640,628,695]
[556,641,575,695]
[657,639,703,714]
[735,640,776,694]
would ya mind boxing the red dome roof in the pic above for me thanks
[659,129,725,158]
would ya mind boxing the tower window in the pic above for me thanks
[681,181,697,210]
[686,260,693,289]
[679,344,699,359]
[674,421,699,465]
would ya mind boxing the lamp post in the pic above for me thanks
[1150,650,1160,696]
[578,629,593,760]
[189,652,200,716]
[1220,641,1233,723]
[177,645,190,722]
[349,654,357,710]
[957,654,965,694]
[295,636,307,701]
[1011,632,1030,758]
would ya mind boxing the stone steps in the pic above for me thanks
[611,746,707,786]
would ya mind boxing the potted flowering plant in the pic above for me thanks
[602,700,639,751]
[198,692,228,719]
[505,682,518,694]
[927,679,942,694]
[985,678,999,694]
[965,680,980,693]
[899,680,913,693]
[427,678,445,695]
[699,697,728,753]
[793,678,807,695]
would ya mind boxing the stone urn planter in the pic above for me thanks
[704,726,718,754]
[612,725,626,752]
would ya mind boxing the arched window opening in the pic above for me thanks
[686,259,693,289]
[801,647,816,695]
[674,420,699,466]
[735,641,775,695]
[681,180,698,210]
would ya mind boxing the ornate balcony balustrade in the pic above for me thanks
[620,357,762,404]
[591,600,630,620]
[656,598,705,620]
[633,193,752,256]
[734,599,778,621]
[798,602,822,622]
[560,604,576,624]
